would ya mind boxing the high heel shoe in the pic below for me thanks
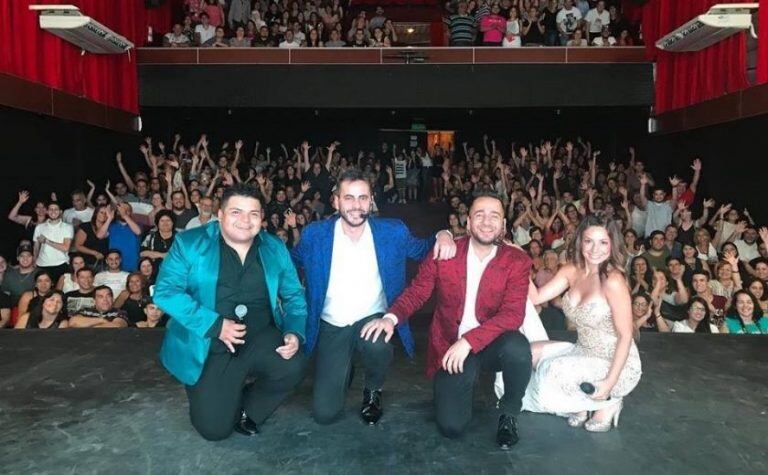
[584,401,623,433]
[567,412,589,428]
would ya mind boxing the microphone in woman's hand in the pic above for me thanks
[580,382,611,400]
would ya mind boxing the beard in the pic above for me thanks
[469,226,504,246]
[339,206,370,227]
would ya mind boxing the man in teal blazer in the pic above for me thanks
[155,184,307,441]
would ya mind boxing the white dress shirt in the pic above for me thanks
[458,242,498,338]
[321,220,387,327]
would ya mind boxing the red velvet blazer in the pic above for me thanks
[388,237,531,378]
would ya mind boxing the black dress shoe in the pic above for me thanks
[360,389,383,425]
[234,411,260,437]
[496,414,519,450]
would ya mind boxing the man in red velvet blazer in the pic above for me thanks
[361,192,532,449]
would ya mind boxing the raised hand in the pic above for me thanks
[18,190,30,204]
[283,209,297,228]
[703,198,715,208]
[691,158,702,171]
[235,139,243,150]
[668,175,680,187]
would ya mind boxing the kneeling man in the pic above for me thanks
[362,192,532,449]
[155,184,307,440]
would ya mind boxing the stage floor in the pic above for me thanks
[1,327,767,474]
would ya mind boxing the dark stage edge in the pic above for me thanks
[1,327,767,474]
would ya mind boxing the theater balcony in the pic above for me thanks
[137,47,653,110]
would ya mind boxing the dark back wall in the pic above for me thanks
[0,107,136,261]
[641,114,768,226]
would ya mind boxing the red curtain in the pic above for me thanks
[0,0,144,114]
[758,0,768,84]
[642,0,749,114]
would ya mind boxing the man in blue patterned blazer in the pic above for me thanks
[291,168,456,426]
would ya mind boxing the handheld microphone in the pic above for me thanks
[232,304,248,357]
[580,382,611,401]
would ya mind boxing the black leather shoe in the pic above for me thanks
[496,414,519,450]
[233,411,259,437]
[360,389,383,425]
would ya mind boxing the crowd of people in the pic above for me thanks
[1,129,766,335]
[158,0,640,48]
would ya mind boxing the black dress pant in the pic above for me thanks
[185,326,307,441]
[434,331,532,438]
[312,315,393,424]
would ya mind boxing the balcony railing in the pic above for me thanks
[137,46,648,65]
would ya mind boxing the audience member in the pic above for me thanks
[68,286,128,329]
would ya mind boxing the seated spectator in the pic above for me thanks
[68,286,128,329]
[349,28,368,48]
[661,258,690,305]
[17,270,54,318]
[617,29,634,46]
[325,29,346,47]
[658,296,719,333]
[204,26,230,47]
[164,23,192,47]
[65,268,96,317]
[279,29,301,48]
[94,250,130,298]
[631,292,659,332]
[746,279,768,316]
[591,25,616,46]
[105,203,142,272]
[370,27,388,47]
[169,191,198,231]
[140,210,176,265]
[566,28,587,47]
[1,244,37,308]
[14,291,68,329]
[137,257,157,287]
[691,270,727,330]
[115,273,150,326]
[642,230,670,272]
[33,200,74,283]
[305,28,324,48]
[252,25,276,47]
[724,289,768,334]
[229,26,251,47]
[681,242,711,285]
[181,15,195,42]
[74,204,110,268]
[55,253,86,294]
[629,255,653,294]
[711,250,743,300]
[194,12,215,46]
[664,225,682,258]
[185,197,217,230]
[135,300,167,328]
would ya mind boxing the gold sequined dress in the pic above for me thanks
[521,293,642,415]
